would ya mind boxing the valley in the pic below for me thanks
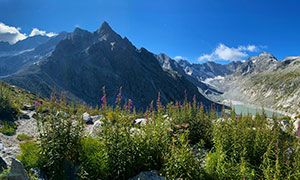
[0,20,300,180]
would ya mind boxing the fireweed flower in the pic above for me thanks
[115,93,122,104]
[145,114,149,120]
[128,99,132,110]
[297,123,300,137]
[275,141,279,147]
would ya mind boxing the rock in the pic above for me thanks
[9,158,29,180]
[89,120,103,137]
[32,113,37,119]
[21,114,30,120]
[23,104,34,111]
[294,119,300,132]
[133,118,147,125]
[128,170,165,180]
[90,115,102,121]
[1,147,20,166]
[281,120,289,131]
[30,168,48,180]
[0,156,7,169]
[83,112,92,123]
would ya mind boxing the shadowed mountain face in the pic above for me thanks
[0,33,67,76]
[5,22,221,110]
[0,35,51,56]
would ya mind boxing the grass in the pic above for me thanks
[15,87,300,180]
[0,120,17,136]
[0,80,297,179]
[17,134,33,141]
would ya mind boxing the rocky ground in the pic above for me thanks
[0,110,37,166]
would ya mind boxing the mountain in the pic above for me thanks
[236,51,277,75]
[178,59,242,81]
[155,53,223,98]
[4,22,221,110]
[0,35,51,57]
[212,52,300,115]
[0,33,67,76]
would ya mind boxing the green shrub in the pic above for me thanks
[36,97,84,179]
[78,138,109,179]
[0,120,17,136]
[17,134,33,141]
[17,141,40,171]
[162,132,204,179]
[0,81,19,121]
[0,168,10,179]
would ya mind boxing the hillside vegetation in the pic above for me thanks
[0,81,300,179]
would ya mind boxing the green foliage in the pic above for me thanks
[36,96,84,179]
[78,138,109,179]
[17,141,40,171]
[13,87,300,180]
[0,81,19,121]
[0,168,10,179]
[206,110,300,179]
[0,120,17,136]
[162,132,204,179]
[17,134,33,141]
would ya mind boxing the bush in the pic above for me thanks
[17,141,40,171]
[78,138,109,179]
[36,97,84,179]
[0,120,17,136]
[0,81,19,121]
[205,109,300,179]
[162,132,204,179]
[17,134,33,141]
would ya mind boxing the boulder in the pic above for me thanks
[30,168,48,180]
[281,120,289,131]
[294,118,300,132]
[128,170,165,180]
[9,158,29,180]
[89,120,104,137]
[133,118,147,125]
[90,115,102,121]
[0,156,7,169]
[83,112,92,123]
[23,104,34,111]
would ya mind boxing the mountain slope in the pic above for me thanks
[0,35,51,57]
[155,53,223,97]
[0,33,67,76]
[4,22,221,110]
[214,52,300,115]
[178,59,242,81]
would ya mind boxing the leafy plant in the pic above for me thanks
[17,141,40,171]
[17,134,33,141]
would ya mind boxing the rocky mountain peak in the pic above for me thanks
[94,21,121,42]
[258,51,277,61]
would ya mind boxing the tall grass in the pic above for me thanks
[17,87,300,180]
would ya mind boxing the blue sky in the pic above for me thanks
[0,0,300,63]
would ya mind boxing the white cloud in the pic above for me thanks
[0,22,57,44]
[174,56,187,60]
[29,28,57,37]
[198,44,260,62]
[0,22,27,44]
